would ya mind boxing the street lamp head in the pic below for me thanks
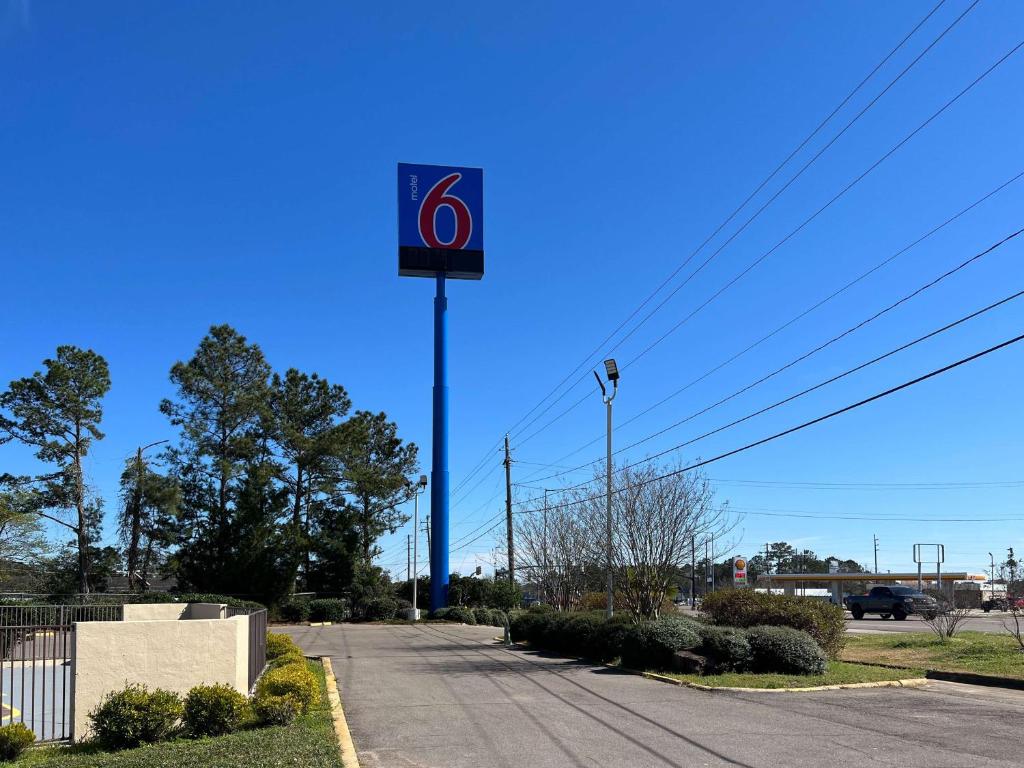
[418,474,428,489]
[603,359,619,383]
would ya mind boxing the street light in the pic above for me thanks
[411,475,428,620]
[593,358,619,619]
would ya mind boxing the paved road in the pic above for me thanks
[0,662,70,741]
[845,612,1010,634]
[284,623,1024,768]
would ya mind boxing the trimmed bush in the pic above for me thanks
[256,662,320,712]
[620,617,701,670]
[0,723,35,761]
[309,598,348,623]
[487,608,508,627]
[700,589,846,658]
[746,625,827,675]
[278,597,311,624]
[473,607,491,625]
[361,596,398,622]
[253,692,302,727]
[445,606,477,625]
[527,603,554,614]
[88,684,184,750]
[697,625,751,672]
[430,607,452,621]
[267,632,300,661]
[591,618,632,663]
[183,684,250,738]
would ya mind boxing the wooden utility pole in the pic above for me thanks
[504,434,515,584]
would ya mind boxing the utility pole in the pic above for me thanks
[407,534,412,583]
[543,489,550,604]
[765,543,772,594]
[424,515,431,554]
[504,434,515,585]
[989,552,996,601]
[710,532,715,592]
[873,534,879,574]
[593,360,619,619]
[690,536,696,608]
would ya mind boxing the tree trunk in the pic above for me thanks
[126,449,144,592]
[74,443,89,595]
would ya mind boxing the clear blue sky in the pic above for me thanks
[2,1,1021,582]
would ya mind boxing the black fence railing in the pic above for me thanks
[227,606,267,691]
[0,605,122,742]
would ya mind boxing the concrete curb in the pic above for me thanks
[842,659,1024,691]
[641,670,929,692]
[321,657,360,768]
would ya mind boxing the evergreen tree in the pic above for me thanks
[118,453,178,592]
[0,346,111,593]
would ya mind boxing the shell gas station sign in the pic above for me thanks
[733,557,748,587]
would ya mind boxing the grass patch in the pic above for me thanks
[661,661,924,689]
[842,632,1024,680]
[18,661,342,768]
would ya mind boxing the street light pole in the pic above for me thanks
[412,475,427,619]
[594,359,619,620]
[989,552,995,602]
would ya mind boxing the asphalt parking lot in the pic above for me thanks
[845,611,1010,634]
[285,623,1024,768]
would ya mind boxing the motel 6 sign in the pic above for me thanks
[733,557,748,587]
[398,163,484,280]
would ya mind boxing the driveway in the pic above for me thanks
[284,623,1024,768]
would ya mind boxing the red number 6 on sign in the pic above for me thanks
[418,173,473,249]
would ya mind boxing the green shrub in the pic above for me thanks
[591,618,631,663]
[266,632,300,661]
[278,597,311,623]
[473,607,491,625]
[361,596,398,621]
[256,662,320,712]
[430,607,452,621]
[88,684,184,750]
[746,625,827,675]
[697,625,751,672]
[0,723,35,761]
[253,692,302,726]
[183,684,250,738]
[700,589,846,658]
[620,617,701,670]
[445,606,477,625]
[487,608,508,627]
[527,603,554,614]
[309,598,348,623]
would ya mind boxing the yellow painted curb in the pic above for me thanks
[641,671,929,692]
[322,657,360,768]
[310,622,334,627]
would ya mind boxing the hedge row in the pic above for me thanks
[699,589,846,658]
[430,606,508,627]
[508,610,826,675]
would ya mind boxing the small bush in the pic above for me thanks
[698,625,751,672]
[253,692,301,727]
[487,608,508,627]
[361,596,398,622]
[88,684,184,750]
[746,625,827,675]
[256,662,320,712]
[266,632,300,661]
[183,684,249,738]
[430,607,452,621]
[0,723,35,761]
[620,617,701,670]
[309,598,348,623]
[527,603,554,614]
[445,606,477,625]
[700,589,846,658]
[591,618,631,663]
[278,597,311,624]
[473,607,491,625]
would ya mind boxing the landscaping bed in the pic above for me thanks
[842,632,1024,681]
[15,660,342,768]
[660,660,924,689]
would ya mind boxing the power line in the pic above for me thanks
[710,478,1024,490]
[525,230,1024,487]
[509,4,988,446]
[446,3,960,496]
[514,38,1024,451]
[515,170,1024,487]
[514,331,1024,516]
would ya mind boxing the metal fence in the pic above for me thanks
[0,605,123,742]
[227,606,268,690]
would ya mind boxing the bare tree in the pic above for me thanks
[921,596,973,640]
[569,463,735,622]
[1003,602,1024,652]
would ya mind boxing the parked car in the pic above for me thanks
[844,586,938,620]
[981,597,1008,613]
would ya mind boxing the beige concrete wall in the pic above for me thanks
[71,615,251,741]
[189,603,227,620]
[122,603,188,622]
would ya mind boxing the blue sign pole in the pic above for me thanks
[429,272,450,610]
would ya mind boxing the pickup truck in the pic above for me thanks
[844,586,938,620]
